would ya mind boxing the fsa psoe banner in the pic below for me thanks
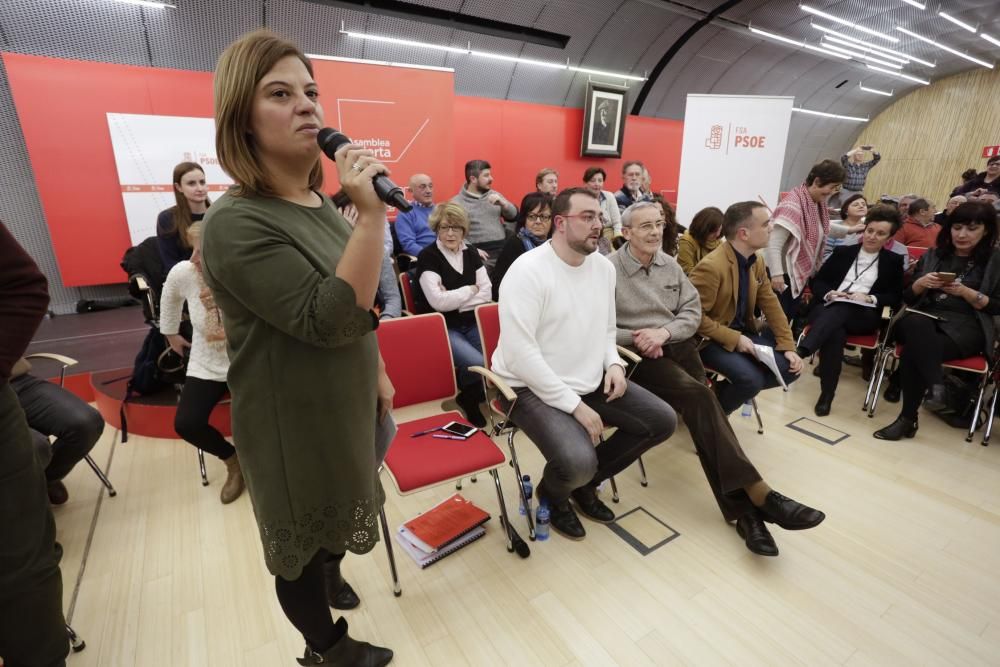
[675,95,793,226]
[107,113,233,246]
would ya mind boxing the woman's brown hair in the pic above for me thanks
[214,30,323,197]
[689,206,724,244]
[650,193,679,256]
[166,162,209,249]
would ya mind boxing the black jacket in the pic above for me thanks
[811,244,904,310]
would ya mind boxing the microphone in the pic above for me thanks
[317,128,412,212]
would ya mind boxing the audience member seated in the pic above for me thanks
[450,159,517,269]
[897,193,918,217]
[951,156,1000,199]
[492,192,553,301]
[416,203,492,427]
[332,191,401,319]
[650,193,679,256]
[795,206,904,417]
[677,206,723,274]
[615,160,653,212]
[160,221,244,503]
[492,188,676,540]
[581,167,623,253]
[157,161,210,273]
[892,198,939,248]
[394,173,437,257]
[535,168,559,196]
[690,202,803,414]
[610,202,824,556]
[766,159,847,320]
[823,194,868,261]
[935,195,967,225]
[10,356,104,505]
[874,202,1000,440]
[837,146,881,207]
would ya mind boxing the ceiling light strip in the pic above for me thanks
[793,107,869,122]
[937,11,977,33]
[114,0,176,7]
[896,26,994,68]
[811,23,936,67]
[899,0,926,8]
[823,34,909,63]
[821,40,904,68]
[866,64,930,84]
[859,83,893,96]
[748,26,849,60]
[800,5,900,43]
[339,30,645,81]
[983,33,1000,49]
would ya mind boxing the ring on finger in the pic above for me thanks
[352,162,364,172]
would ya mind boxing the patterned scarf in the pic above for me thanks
[772,183,829,297]
[195,269,227,343]
[517,227,546,252]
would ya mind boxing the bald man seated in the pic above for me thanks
[395,173,437,257]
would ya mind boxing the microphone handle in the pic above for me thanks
[373,176,412,212]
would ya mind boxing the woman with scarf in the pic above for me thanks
[492,192,553,300]
[765,160,847,321]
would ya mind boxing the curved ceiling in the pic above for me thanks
[1,0,997,189]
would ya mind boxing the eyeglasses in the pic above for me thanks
[630,220,666,232]
[527,213,552,222]
[438,225,465,233]
[560,213,603,226]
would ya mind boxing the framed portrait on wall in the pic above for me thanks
[581,82,628,158]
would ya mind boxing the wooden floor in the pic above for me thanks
[52,361,1000,666]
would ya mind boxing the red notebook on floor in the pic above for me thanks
[402,493,490,552]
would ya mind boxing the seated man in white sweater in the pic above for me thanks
[492,187,677,540]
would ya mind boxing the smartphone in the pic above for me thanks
[936,272,957,284]
[861,144,873,150]
[441,421,478,438]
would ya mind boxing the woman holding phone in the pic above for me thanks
[201,30,393,665]
[874,202,1000,440]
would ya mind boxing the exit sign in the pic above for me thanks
[984,145,1000,158]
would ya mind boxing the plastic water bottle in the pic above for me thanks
[535,501,550,541]
[519,475,533,516]
[741,400,753,417]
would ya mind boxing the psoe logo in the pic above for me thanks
[733,126,767,148]
[705,124,724,150]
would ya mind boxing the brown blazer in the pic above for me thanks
[689,242,795,352]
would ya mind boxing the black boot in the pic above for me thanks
[455,383,487,428]
[297,617,393,665]
[323,556,360,610]
[923,383,948,412]
[883,372,901,403]
[873,415,918,441]
[814,392,834,417]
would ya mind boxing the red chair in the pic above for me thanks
[376,313,522,594]
[472,303,648,539]
[906,246,928,264]
[794,322,884,414]
[397,272,418,315]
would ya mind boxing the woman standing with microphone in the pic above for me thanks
[201,30,393,666]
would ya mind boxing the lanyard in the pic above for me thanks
[843,253,878,292]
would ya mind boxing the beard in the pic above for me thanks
[568,236,599,256]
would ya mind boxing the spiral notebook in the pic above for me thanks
[401,493,491,551]
[394,524,486,569]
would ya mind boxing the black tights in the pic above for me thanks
[174,378,235,460]
[275,549,345,652]
[895,315,964,419]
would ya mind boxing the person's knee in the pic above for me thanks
[174,411,203,441]
[649,403,677,442]
[558,446,598,488]
[79,406,105,448]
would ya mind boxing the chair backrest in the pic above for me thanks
[474,303,500,370]
[398,272,417,313]
[907,245,928,263]
[376,313,456,408]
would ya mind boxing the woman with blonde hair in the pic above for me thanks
[200,30,393,665]
[157,161,211,272]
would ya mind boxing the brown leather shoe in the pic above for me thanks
[47,480,69,505]
[220,454,244,504]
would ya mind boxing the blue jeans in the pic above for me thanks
[448,322,483,388]
[699,329,798,415]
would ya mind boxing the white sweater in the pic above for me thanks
[492,242,624,413]
[160,261,230,382]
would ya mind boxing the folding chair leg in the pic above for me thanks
[489,469,514,552]
[637,456,648,487]
[378,506,401,597]
[66,624,85,652]
[609,476,620,503]
[863,348,882,412]
[966,377,989,443]
[983,385,999,446]
[198,449,209,487]
[752,398,764,435]
[507,433,535,540]
[83,454,117,497]
[868,352,893,418]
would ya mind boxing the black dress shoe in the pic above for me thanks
[757,491,825,530]
[736,513,778,557]
[537,482,586,540]
[297,617,393,666]
[873,415,918,441]
[47,480,69,505]
[814,392,834,417]
[570,485,615,524]
[923,383,948,412]
[883,383,901,403]
[323,558,361,610]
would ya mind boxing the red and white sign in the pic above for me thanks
[983,145,1000,158]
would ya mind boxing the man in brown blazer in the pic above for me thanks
[689,201,803,414]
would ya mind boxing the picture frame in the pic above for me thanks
[581,81,628,158]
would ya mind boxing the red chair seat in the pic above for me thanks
[891,344,987,373]
[845,333,879,349]
[384,411,506,494]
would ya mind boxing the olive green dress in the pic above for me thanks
[201,191,384,581]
